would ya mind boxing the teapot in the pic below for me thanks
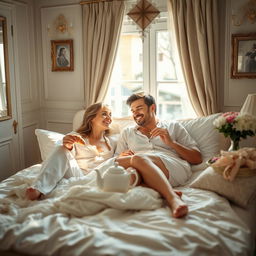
[95,162,139,193]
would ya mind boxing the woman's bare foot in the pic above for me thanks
[168,195,188,218]
[26,187,41,200]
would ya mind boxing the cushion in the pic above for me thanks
[179,113,229,172]
[35,129,64,161]
[189,166,256,208]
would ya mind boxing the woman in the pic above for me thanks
[26,102,114,200]
[57,47,69,67]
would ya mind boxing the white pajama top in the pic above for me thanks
[115,121,200,186]
[69,132,116,173]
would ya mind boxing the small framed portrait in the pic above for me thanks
[231,33,256,79]
[51,39,74,71]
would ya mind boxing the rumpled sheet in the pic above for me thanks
[0,164,255,256]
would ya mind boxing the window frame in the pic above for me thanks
[106,13,195,119]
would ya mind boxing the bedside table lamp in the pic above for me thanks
[240,93,256,148]
[240,94,256,116]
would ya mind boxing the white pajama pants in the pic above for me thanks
[32,146,84,195]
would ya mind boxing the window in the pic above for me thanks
[105,13,196,120]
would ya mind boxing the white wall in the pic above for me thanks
[35,0,84,135]
[222,0,256,112]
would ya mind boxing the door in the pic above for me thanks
[0,4,22,180]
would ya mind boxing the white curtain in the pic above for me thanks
[167,0,219,116]
[82,0,125,107]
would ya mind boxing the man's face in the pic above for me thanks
[130,98,155,126]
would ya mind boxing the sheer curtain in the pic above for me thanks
[82,0,125,107]
[167,0,219,116]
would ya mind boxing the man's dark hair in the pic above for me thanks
[126,92,156,113]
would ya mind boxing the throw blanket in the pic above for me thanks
[0,166,162,222]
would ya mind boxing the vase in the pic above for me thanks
[228,138,240,151]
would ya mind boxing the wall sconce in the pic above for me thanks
[47,14,73,35]
[232,0,256,26]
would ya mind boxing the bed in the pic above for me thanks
[0,112,255,256]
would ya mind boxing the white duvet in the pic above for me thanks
[0,164,255,256]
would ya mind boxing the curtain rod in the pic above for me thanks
[80,0,125,5]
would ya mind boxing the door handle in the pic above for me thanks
[13,120,18,134]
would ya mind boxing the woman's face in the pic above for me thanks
[92,106,112,131]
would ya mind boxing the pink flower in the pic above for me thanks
[221,112,239,124]
[226,115,236,123]
[222,112,239,117]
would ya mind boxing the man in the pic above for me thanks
[115,92,202,218]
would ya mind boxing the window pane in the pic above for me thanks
[105,18,196,120]
[157,31,177,81]
[106,32,143,117]
[157,83,196,120]
[119,33,143,81]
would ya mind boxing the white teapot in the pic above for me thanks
[95,162,139,193]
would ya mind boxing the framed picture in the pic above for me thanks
[231,33,256,78]
[51,39,74,71]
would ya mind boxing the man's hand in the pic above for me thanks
[119,150,135,157]
[150,127,173,145]
[63,134,85,150]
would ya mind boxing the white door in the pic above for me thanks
[0,5,22,181]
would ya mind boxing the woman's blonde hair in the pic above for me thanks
[76,102,110,138]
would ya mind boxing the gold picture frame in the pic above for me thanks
[51,39,74,71]
[231,33,256,79]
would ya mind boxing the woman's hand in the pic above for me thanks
[63,135,85,150]
[119,150,134,157]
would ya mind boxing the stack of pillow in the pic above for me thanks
[35,112,256,208]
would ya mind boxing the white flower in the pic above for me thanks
[213,116,226,128]
[235,114,256,132]
[212,112,256,142]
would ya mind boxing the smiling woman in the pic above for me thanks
[26,102,116,200]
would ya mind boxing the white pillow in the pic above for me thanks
[190,167,256,208]
[35,129,64,161]
[179,113,226,172]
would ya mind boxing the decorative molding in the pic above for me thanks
[22,121,39,129]
[0,136,12,143]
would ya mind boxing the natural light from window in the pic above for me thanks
[105,14,196,120]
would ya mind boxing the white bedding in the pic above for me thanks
[0,164,255,256]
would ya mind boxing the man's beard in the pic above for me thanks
[135,117,145,126]
[134,111,150,126]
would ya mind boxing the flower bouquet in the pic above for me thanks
[213,112,256,151]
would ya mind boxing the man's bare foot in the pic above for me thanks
[26,187,41,200]
[174,190,182,198]
[169,195,188,218]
